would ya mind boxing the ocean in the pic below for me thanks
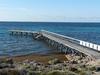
[0,22,100,56]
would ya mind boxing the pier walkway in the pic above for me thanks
[9,30,100,59]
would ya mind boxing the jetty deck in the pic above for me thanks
[41,30,100,59]
[9,30,100,59]
[9,30,38,34]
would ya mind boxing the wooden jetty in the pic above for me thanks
[9,30,100,59]
[9,30,42,39]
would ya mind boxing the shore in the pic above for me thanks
[0,52,68,64]
[0,52,99,75]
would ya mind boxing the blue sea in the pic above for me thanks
[0,22,100,56]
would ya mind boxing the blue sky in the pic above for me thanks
[0,0,100,22]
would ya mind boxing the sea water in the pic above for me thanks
[0,22,100,56]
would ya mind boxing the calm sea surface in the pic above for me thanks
[0,22,100,56]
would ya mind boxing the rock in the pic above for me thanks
[0,63,9,69]
[79,71,93,75]
[71,60,78,64]
[47,70,77,75]
[77,68,82,71]
[0,69,20,75]
[7,69,20,75]
[6,58,14,65]
[27,71,41,75]
[95,66,100,72]
[47,70,65,75]
[69,66,78,72]
[19,69,27,75]
[48,58,61,64]
[89,66,96,71]
[77,60,81,64]
[23,59,30,65]
[0,69,7,75]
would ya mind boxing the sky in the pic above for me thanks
[0,0,100,22]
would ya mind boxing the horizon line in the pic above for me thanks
[0,21,100,23]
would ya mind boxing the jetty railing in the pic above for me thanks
[40,30,80,44]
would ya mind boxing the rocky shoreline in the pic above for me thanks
[0,53,100,75]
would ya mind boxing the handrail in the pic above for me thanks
[40,30,100,51]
